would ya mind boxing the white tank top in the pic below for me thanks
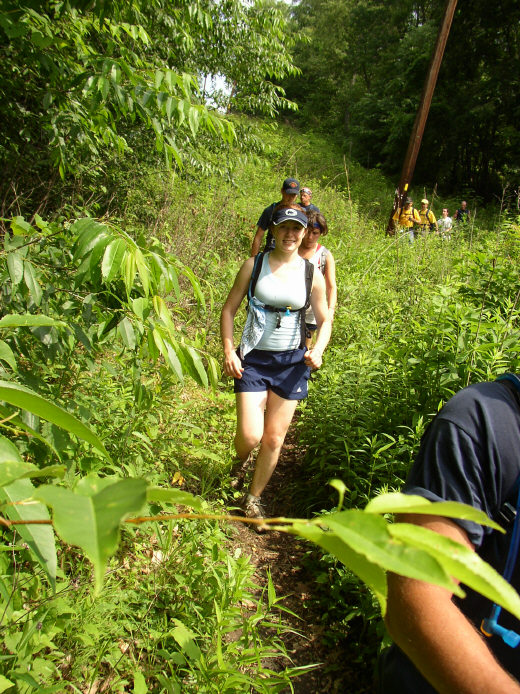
[253,254,307,351]
[305,245,328,325]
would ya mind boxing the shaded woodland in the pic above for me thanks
[283,0,520,202]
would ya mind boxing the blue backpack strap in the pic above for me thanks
[496,372,520,393]
[480,373,520,646]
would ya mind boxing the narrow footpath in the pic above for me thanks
[230,423,378,694]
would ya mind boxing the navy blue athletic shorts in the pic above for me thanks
[234,348,310,400]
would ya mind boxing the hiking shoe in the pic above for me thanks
[240,493,268,533]
[230,453,253,490]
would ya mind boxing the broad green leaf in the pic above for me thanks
[71,219,108,260]
[11,216,33,236]
[0,435,23,463]
[117,317,137,350]
[87,233,112,270]
[35,477,147,593]
[289,521,389,608]
[171,619,201,660]
[133,671,147,694]
[134,249,150,296]
[0,314,66,329]
[189,448,222,463]
[146,487,202,511]
[188,105,200,137]
[101,238,127,282]
[124,251,137,295]
[0,477,56,586]
[1,463,65,486]
[152,296,176,335]
[0,381,109,458]
[390,522,520,620]
[181,265,205,309]
[23,263,42,306]
[152,329,183,382]
[184,346,208,388]
[131,298,150,321]
[0,675,15,692]
[7,252,24,286]
[365,492,503,531]
[0,406,61,459]
[206,355,220,390]
[320,510,464,598]
[0,341,16,370]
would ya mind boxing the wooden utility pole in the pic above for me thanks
[386,0,458,234]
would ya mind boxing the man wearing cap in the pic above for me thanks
[392,197,421,242]
[454,200,471,224]
[299,187,320,215]
[418,199,437,236]
[250,178,301,256]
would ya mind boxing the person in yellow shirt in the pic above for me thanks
[392,197,421,242]
[418,198,438,236]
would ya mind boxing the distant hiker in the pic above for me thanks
[378,375,520,694]
[454,200,471,224]
[250,178,300,256]
[437,208,453,239]
[418,198,437,236]
[221,207,331,529]
[392,197,421,242]
[299,187,320,214]
[298,211,337,348]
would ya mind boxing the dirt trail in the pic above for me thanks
[230,424,376,693]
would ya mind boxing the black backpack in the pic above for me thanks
[248,252,314,349]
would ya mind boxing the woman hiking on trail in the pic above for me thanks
[298,210,337,348]
[220,206,332,528]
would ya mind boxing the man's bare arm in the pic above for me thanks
[386,514,520,694]
[250,226,265,257]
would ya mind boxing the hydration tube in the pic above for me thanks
[480,465,520,646]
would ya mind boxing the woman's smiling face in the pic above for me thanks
[273,221,306,249]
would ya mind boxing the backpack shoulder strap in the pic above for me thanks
[299,259,314,349]
[248,252,265,302]
[303,258,314,309]
[268,201,277,226]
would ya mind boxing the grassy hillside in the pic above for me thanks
[0,118,519,692]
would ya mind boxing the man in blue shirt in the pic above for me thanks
[379,377,520,693]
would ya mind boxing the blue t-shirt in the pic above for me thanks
[380,380,520,691]
[300,203,320,214]
[257,201,279,252]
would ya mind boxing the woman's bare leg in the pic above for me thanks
[234,391,267,460]
[249,391,298,497]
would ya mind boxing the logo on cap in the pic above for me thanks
[289,182,297,188]
[285,209,297,216]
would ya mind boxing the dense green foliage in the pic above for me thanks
[283,0,520,201]
[2,0,520,686]
[0,115,519,690]
[0,0,299,215]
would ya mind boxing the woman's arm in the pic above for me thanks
[305,270,331,369]
[386,513,520,694]
[323,252,337,320]
[220,257,255,379]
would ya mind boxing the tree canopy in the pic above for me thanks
[1,0,299,214]
[283,0,520,201]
